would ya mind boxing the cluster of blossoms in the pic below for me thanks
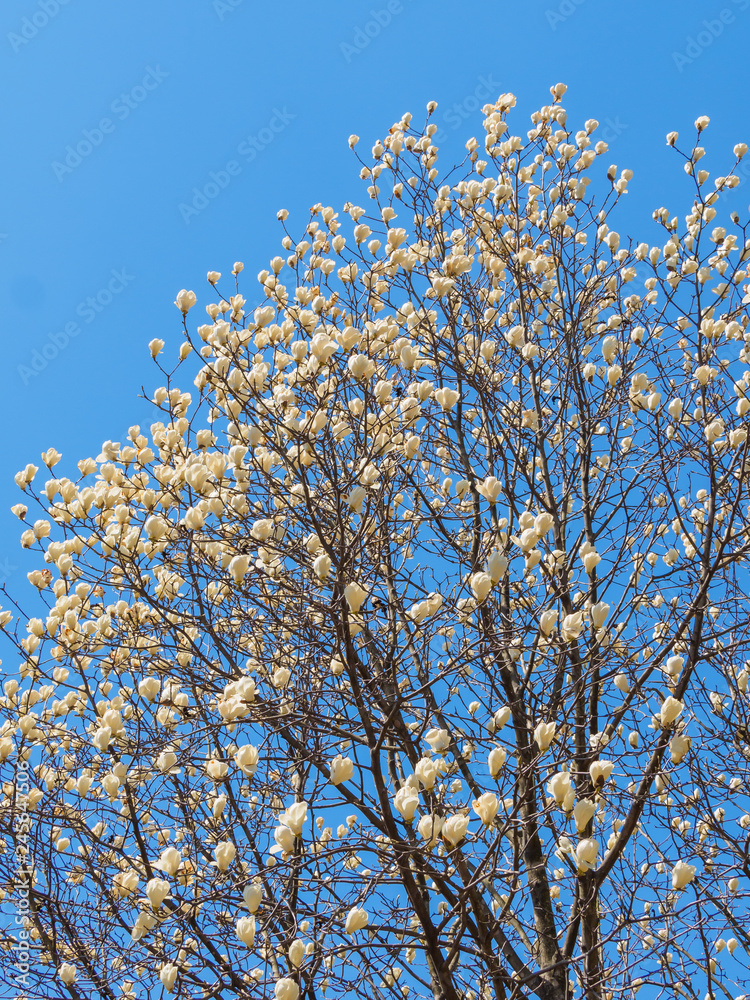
[1,86,749,1000]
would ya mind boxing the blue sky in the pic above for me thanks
[1,0,749,595]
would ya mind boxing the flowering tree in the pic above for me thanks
[1,84,750,1000]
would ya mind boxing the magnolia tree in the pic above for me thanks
[2,84,750,1000]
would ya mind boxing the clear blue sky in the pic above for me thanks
[1,0,749,594]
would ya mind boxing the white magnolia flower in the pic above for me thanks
[472,792,499,825]
[672,860,696,890]
[442,813,470,846]
[329,755,354,784]
[344,906,369,934]
[424,728,450,752]
[534,721,557,751]
[279,801,308,836]
[236,915,256,946]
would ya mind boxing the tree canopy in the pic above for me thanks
[1,84,750,1000]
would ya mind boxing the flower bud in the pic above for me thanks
[417,813,444,844]
[470,572,492,603]
[275,977,300,1000]
[547,771,573,806]
[146,877,170,909]
[671,860,696,890]
[424,728,450,752]
[160,964,178,992]
[288,938,305,967]
[573,799,597,832]
[213,841,236,871]
[660,696,684,727]
[488,746,507,777]
[175,289,197,314]
[576,837,599,872]
[394,784,419,821]
[442,813,470,846]
[344,907,369,934]
[329,755,354,785]
[243,883,263,912]
[58,964,77,985]
[236,916,256,947]
[235,745,259,777]
[472,792,499,825]
[279,801,308,836]
[344,582,368,612]
[534,721,557,751]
